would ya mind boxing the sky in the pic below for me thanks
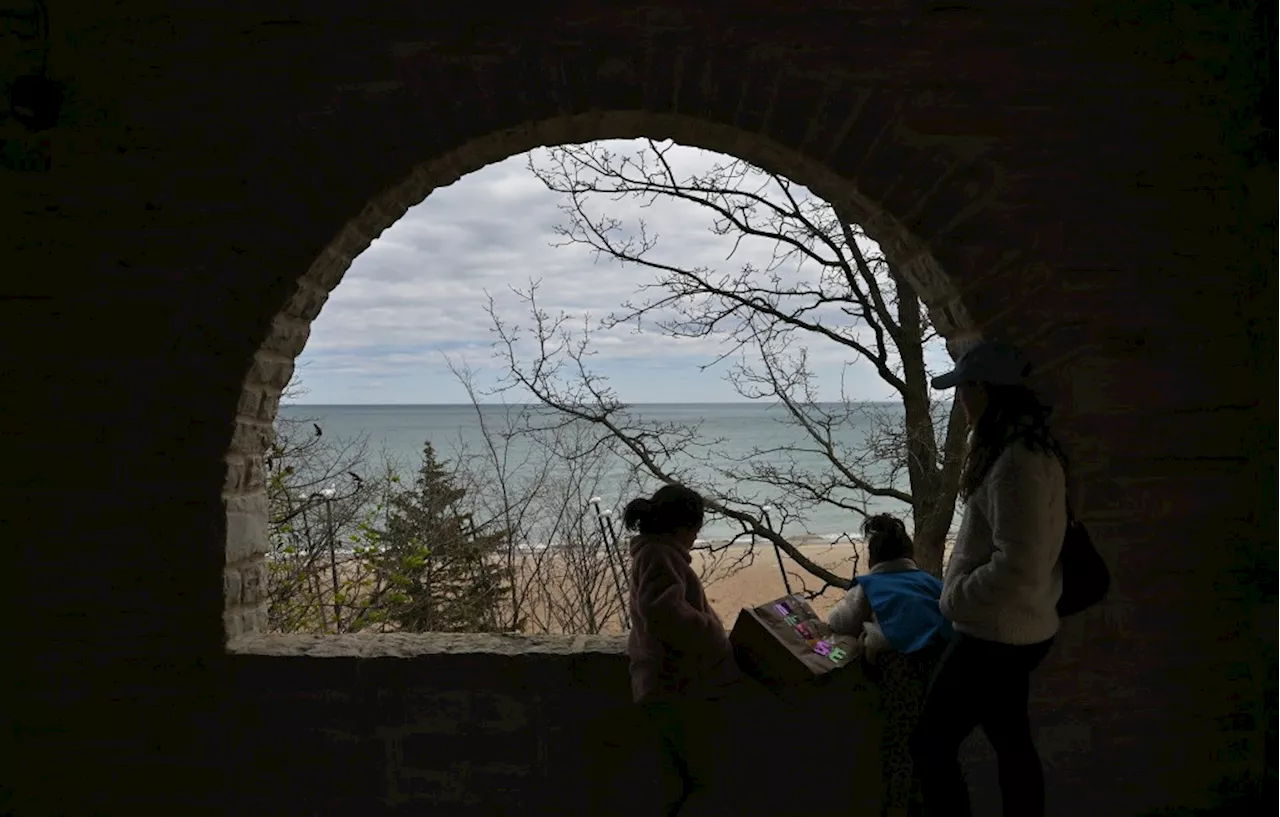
[290,139,955,405]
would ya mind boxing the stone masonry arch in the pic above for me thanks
[9,3,1272,815]
[222,112,981,639]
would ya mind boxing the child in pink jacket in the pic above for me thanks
[625,484,744,815]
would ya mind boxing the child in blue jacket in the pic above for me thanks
[828,513,952,662]
[829,513,952,813]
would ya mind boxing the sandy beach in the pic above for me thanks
[516,538,956,634]
[686,538,949,627]
[270,538,954,636]
[697,541,866,623]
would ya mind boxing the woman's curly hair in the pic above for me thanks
[959,384,1065,501]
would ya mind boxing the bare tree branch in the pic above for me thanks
[505,141,964,579]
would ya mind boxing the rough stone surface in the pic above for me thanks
[230,632,628,659]
[5,2,1274,816]
[222,634,894,816]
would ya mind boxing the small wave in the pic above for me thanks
[289,533,899,558]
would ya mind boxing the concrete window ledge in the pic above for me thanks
[226,631,630,658]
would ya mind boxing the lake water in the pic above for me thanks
[278,402,961,543]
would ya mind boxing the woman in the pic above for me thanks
[910,340,1067,817]
[624,483,745,815]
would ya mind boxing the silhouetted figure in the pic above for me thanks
[828,513,952,661]
[624,484,746,816]
[830,513,951,814]
[912,340,1066,817]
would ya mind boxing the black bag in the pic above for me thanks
[1056,504,1110,617]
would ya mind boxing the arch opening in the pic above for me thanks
[223,113,979,644]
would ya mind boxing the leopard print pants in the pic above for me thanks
[867,647,943,817]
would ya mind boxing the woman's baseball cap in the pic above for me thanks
[931,340,1031,390]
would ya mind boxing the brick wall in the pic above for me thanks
[224,634,894,817]
[222,630,1271,817]
[6,3,1273,816]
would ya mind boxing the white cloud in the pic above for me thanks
[292,140,956,405]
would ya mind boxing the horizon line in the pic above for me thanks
[282,399,908,407]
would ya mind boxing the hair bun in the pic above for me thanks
[622,496,654,532]
[623,485,705,535]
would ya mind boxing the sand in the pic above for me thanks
[695,542,865,623]
[677,538,952,629]
[511,539,943,634]
[270,539,953,636]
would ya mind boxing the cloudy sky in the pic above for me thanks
[290,140,954,405]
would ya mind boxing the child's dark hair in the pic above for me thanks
[862,513,913,565]
[623,484,705,536]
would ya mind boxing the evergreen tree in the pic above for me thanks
[378,441,509,632]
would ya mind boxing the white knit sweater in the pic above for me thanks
[940,441,1067,645]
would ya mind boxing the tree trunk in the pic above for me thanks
[912,498,950,578]
[915,401,967,572]
[891,267,948,577]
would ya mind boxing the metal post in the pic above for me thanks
[298,493,325,632]
[590,498,629,629]
[601,508,627,583]
[321,486,340,633]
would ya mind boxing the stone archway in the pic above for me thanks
[10,4,1271,815]
[222,111,979,639]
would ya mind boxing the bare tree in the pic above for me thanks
[503,141,966,578]
[443,358,562,631]
[265,381,394,633]
[446,358,748,633]
[265,372,752,636]
[485,282,849,596]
